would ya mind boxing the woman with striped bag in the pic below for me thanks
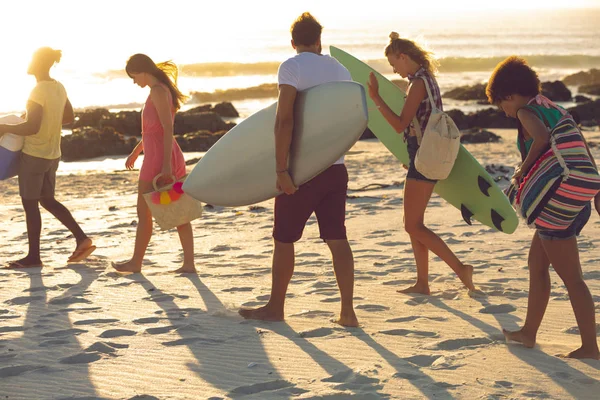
[487,56,600,359]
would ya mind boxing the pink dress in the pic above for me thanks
[139,84,186,182]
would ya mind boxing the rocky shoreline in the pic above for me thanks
[61,69,600,161]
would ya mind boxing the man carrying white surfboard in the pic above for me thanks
[239,12,358,327]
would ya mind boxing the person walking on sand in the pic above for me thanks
[238,12,358,327]
[486,56,599,359]
[111,54,195,274]
[367,33,475,295]
[0,47,95,268]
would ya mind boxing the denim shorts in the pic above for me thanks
[537,202,592,241]
[406,136,437,184]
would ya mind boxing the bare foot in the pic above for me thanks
[458,264,476,291]
[334,310,359,327]
[172,265,197,274]
[558,346,600,360]
[398,283,431,295]
[503,328,536,348]
[238,305,283,322]
[111,260,142,273]
[6,256,43,269]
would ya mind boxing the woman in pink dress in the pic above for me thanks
[112,54,195,274]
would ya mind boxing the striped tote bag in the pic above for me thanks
[507,105,600,230]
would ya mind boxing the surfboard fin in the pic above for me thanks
[461,204,474,226]
[478,176,492,197]
[491,209,505,232]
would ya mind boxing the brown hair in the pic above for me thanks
[125,54,188,110]
[32,47,62,70]
[384,32,439,76]
[290,12,322,46]
[486,56,541,105]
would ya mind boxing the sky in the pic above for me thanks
[0,0,597,112]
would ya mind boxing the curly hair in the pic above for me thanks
[486,56,541,104]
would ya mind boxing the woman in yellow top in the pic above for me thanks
[0,47,95,268]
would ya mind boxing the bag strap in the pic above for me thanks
[417,76,438,111]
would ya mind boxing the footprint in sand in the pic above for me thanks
[161,337,223,347]
[321,370,381,392]
[49,296,91,306]
[404,297,430,306]
[380,329,438,338]
[386,316,447,323]
[39,339,70,347]
[60,352,103,364]
[355,304,390,312]
[146,325,179,335]
[290,310,335,319]
[228,380,294,398]
[4,295,44,305]
[0,365,44,378]
[73,318,120,326]
[210,244,241,252]
[42,328,87,338]
[479,304,517,314]
[402,354,442,367]
[521,390,552,398]
[0,326,25,333]
[425,337,495,351]
[222,287,254,293]
[563,324,600,335]
[298,327,346,338]
[99,329,136,338]
[494,381,514,388]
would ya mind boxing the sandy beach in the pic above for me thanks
[1,129,599,399]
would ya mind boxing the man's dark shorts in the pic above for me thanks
[273,164,348,243]
[18,153,60,200]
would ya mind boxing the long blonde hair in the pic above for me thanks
[384,32,439,76]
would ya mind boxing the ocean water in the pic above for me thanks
[1,8,598,119]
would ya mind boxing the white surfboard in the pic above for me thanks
[0,115,25,180]
[183,81,368,207]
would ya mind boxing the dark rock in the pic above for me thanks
[574,95,592,103]
[213,102,239,118]
[174,112,232,135]
[72,104,239,137]
[360,128,376,140]
[391,79,409,92]
[541,81,571,101]
[61,127,137,161]
[446,109,468,130]
[101,111,142,136]
[460,128,502,144]
[562,69,600,86]
[183,105,212,114]
[185,157,202,166]
[175,130,227,152]
[579,83,600,96]
[567,100,600,125]
[446,108,516,130]
[468,108,515,129]
[443,83,487,101]
[72,108,111,128]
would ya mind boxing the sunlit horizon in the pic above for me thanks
[0,0,598,113]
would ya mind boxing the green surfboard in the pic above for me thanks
[330,46,518,234]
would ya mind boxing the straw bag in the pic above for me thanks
[143,174,203,231]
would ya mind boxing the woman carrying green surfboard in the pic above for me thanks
[367,33,475,295]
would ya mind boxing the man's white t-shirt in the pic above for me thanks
[277,52,352,165]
